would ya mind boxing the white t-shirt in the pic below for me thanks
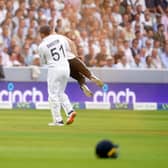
[38,34,72,67]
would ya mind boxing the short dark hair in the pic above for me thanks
[39,25,51,35]
[157,23,163,30]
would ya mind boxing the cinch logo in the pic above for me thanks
[0,82,44,102]
[161,104,168,110]
[93,84,136,103]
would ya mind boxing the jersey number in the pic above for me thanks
[50,45,65,61]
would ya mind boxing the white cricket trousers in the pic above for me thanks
[47,66,73,122]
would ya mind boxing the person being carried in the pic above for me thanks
[55,27,104,97]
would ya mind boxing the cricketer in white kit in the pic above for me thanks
[38,25,77,126]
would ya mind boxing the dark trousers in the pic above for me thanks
[69,57,92,86]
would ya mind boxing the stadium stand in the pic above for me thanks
[0,0,168,69]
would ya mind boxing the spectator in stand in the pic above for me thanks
[96,40,108,57]
[124,4,134,21]
[12,44,24,64]
[153,23,166,48]
[85,43,97,67]
[135,4,145,23]
[100,29,111,55]
[115,54,130,69]
[12,26,25,48]
[131,54,144,69]
[95,53,107,67]
[0,41,12,67]
[48,8,60,29]
[120,13,130,27]
[160,44,168,69]
[131,38,140,57]
[122,40,135,65]
[0,0,167,69]
[70,21,80,39]
[40,0,51,21]
[89,32,101,57]
[145,0,156,13]
[126,0,146,11]
[142,28,154,47]
[111,20,125,45]
[155,0,168,14]
[64,0,81,10]
[95,40,109,67]
[55,19,64,34]
[0,0,7,25]
[12,8,24,28]
[145,55,156,69]
[131,14,144,33]
[123,21,135,41]
[22,41,34,66]
[153,39,162,55]
[113,0,126,14]
[111,4,122,24]
[134,30,143,48]
[13,17,28,40]
[32,53,40,66]
[100,0,113,14]
[80,30,89,56]
[144,39,153,56]
[38,14,48,27]
[77,45,85,62]
[2,13,14,38]
[48,19,55,32]
[54,0,64,11]
[0,24,11,51]
[161,7,168,39]
[9,51,22,66]
[8,38,17,55]
[105,55,115,68]
[25,8,37,29]
[111,38,124,55]
[59,7,71,32]
[150,48,163,69]
[143,11,153,30]
[139,47,147,66]
[6,0,16,15]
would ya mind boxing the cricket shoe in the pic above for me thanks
[66,111,77,125]
[91,75,104,87]
[48,120,64,126]
[80,84,93,97]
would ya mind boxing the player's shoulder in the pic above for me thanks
[47,34,66,42]
[55,34,66,40]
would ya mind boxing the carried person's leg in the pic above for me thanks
[70,64,93,97]
[69,57,104,87]
[69,57,91,79]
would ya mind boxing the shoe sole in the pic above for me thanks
[66,112,77,125]
[48,123,64,126]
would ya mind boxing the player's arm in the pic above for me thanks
[65,37,78,57]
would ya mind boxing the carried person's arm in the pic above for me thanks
[66,37,78,57]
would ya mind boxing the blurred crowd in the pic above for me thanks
[0,0,168,69]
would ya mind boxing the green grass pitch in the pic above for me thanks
[0,109,168,168]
